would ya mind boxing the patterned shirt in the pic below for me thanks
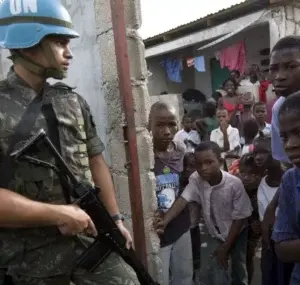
[181,170,252,241]
[272,167,300,284]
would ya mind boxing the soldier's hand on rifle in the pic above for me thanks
[56,204,98,237]
[115,220,133,249]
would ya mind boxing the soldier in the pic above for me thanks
[0,0,139,284]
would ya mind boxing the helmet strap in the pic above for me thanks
[9,42,67,80]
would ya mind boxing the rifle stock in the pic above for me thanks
[11,129,159,285]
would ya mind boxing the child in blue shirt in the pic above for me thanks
[272,91,300,285]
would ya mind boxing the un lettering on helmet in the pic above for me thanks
[10,0,37,15]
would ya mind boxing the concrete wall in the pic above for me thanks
[269,3,300,49]
[61,0,108,156]
[95,0,162,281]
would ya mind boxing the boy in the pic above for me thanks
[257,152,292,285]
[149,102,193,285]
[155,141,252,285]
[272,92,300,285]
[174,114,199,147]
[253,102,271,136]
[263,36,300,275]
[210,108,240,167]
[269,36,300,163]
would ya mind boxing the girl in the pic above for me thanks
[257,148,294,285]
[218,78,243,128]
[239,153,264,284]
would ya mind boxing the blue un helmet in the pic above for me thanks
[0,0,79,79]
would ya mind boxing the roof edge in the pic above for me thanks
[143,0,269,44]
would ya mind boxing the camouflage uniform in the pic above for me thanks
[0,69,139,285]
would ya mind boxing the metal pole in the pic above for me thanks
[110,0,148,267]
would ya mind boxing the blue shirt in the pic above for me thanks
[271,96,290,162]
[272,167,299,284]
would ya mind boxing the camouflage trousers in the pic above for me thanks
[0,237,139,285]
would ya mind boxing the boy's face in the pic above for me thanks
[194,150,221,181]
[151,108,178,149]
[239,165,261,189]
[182,117,192,132]
[269,48,300,97]
[279,111,300,167]
[254,105,267,123]
[216,110,229,125]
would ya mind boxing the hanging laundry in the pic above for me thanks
[186,57,195,67]
[194,56,206,72]
[161,58,183,83]
[218,41,246,74]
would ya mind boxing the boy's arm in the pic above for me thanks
[273,174,300,262]
[262,187,280,247]
[214,179,251,269]
[163,197,188,227]
[229,129,240,152]
[222,219,246,251]
[222,129,230,152]
[224,179,252,250]
[156,175,199,233]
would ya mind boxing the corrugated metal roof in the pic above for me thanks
[143,0,264,42]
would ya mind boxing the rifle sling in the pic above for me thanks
[42,103,71,204]
[0,94,44,188]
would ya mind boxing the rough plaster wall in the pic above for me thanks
[95,0,162,281]
[269,3,300,49]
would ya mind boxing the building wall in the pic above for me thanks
[146,23,270,98]
[269,3,300,49]
[194,23,270,96]
[147,48,195,95]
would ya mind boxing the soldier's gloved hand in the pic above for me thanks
[55,204,98,237]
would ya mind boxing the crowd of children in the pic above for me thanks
[149,35,300,285]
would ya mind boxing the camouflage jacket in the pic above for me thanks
[0,69,104,277]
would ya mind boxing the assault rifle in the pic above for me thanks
[11,129,159,285]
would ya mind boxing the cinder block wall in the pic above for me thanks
[95,0,162,281]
